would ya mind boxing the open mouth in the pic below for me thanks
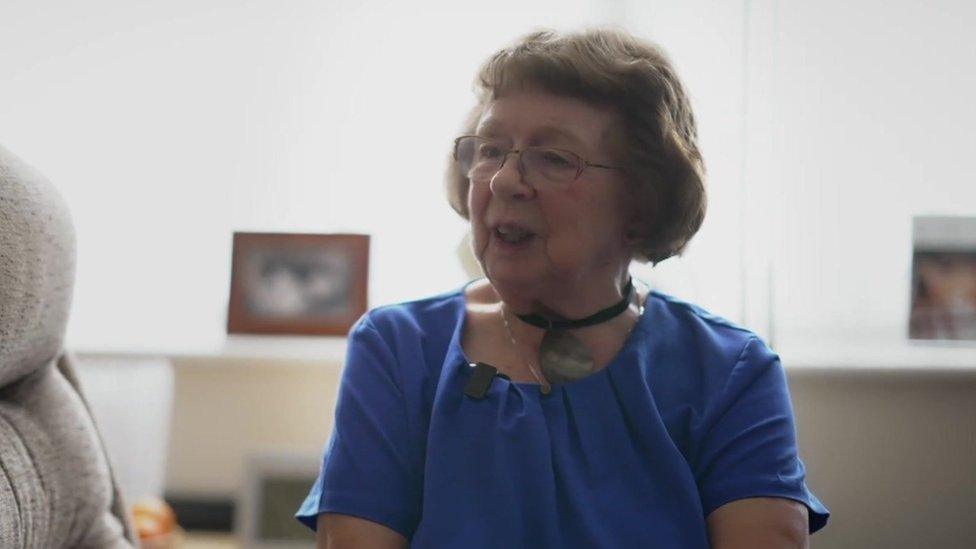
[494,224,536,245]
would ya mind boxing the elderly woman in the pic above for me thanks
[297,28,829,548]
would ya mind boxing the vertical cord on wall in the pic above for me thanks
[738,0,751,327]
[768,256,776,349]
[765,0,781,349]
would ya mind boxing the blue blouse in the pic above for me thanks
[297,281,829,547]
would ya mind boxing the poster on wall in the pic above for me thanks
[909,216,976,341]
[226,232,369,336]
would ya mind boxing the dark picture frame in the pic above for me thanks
[909,250,976,341]
[227,232,369,336]
[908,216,976,341]
[235,452,320,548]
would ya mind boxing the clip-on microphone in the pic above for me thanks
[463,362,509,399]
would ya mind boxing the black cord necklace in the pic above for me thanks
[514,278,637,386]
[515,278,634,329]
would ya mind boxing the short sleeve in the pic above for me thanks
[295,314,423,539]
[694,337,830,533]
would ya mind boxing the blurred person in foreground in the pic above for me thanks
[297,27,829,548]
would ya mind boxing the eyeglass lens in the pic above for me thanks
[457,136,580,183]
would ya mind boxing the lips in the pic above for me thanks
[492,222,537,245]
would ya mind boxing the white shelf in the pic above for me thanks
[76,334,350,365]
[776,336,976,373]
[215,334,349,362]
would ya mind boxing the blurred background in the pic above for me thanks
[1,0,974,547]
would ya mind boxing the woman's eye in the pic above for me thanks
[478,144,504,158]
[541,150,573,166]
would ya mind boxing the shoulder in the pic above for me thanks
[360,286,465,336]
[349,286,468,367]
[645,290,769,368]
[639,290,783,416]
[339,287,468,402]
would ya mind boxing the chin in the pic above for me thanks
[484,263,545,294]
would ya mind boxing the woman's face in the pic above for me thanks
[467,90,633,294]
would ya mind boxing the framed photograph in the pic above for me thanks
[235,451,320,549]
[227,232,369,336]
[909,216,976,341]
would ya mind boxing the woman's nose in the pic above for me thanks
[489,151,536,200]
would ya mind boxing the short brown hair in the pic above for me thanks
[445,28,706,265]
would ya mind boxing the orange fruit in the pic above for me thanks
[132,497,177,538]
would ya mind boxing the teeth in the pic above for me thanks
[496,225,532,243]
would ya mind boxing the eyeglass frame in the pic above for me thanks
[452,134,625,183]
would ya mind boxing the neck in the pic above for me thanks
[490,265,633,320]
[495,277,645,370]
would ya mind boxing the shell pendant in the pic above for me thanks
[538,329,595,385]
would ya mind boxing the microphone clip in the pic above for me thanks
[463,362,509,399]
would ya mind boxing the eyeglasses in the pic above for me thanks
[453,135,623,184]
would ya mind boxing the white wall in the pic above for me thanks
[744,0,976,347]
[623,0,752,333]
[3,0,973,354]
[0,0,639,353]
[626,0,976,351]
